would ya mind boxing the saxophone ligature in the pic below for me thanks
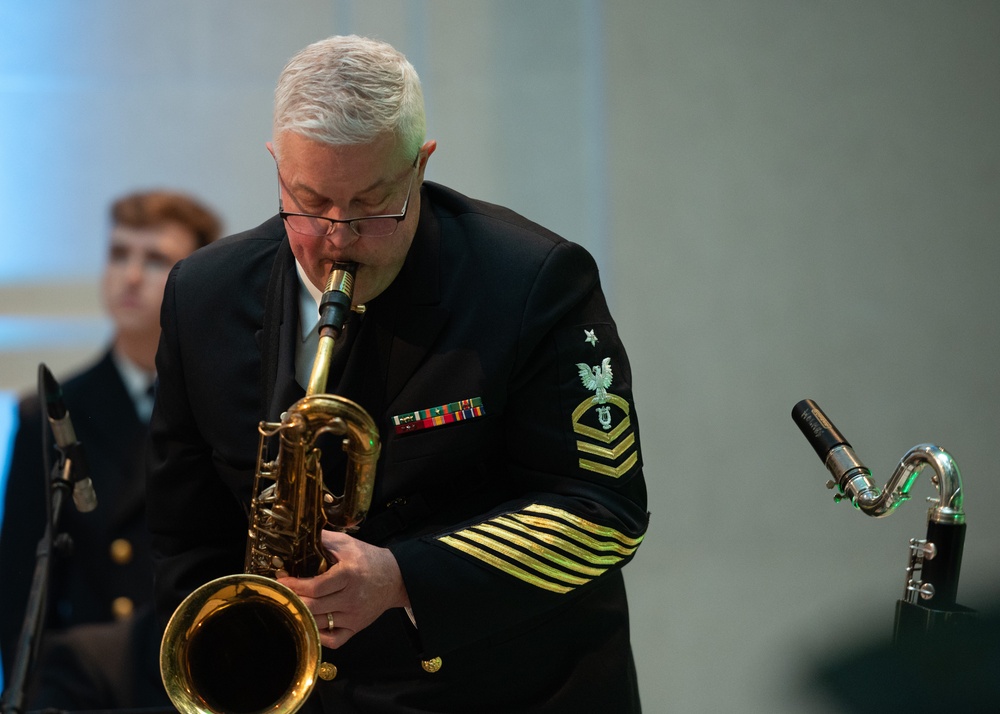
[791,399,975,642]
[160,262,381,714]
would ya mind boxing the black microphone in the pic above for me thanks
[40,364,98,512]
[791,398,878,508]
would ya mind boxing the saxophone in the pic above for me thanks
[160,263,381,714]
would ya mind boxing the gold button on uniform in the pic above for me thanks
[111,596,134,620]
[421,657,442,673]
[110,538,133,565]
[318,663,337,681]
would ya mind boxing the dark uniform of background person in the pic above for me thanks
[0,191,221,709]
[148,35,649,714]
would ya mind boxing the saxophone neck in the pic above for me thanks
[306,334,336,396]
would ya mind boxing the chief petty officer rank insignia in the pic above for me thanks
[572,327,638,479]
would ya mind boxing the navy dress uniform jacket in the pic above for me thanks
[148,182,650,713]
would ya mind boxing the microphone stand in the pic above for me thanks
[1,367,78,714]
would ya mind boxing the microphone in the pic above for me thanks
[40,364,98,512]
[791,398,879,509]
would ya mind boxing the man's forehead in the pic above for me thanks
[277,132,407,180]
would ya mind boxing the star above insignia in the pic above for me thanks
[584,329,598,347]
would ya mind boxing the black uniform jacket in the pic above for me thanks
[0,351,153,683]
[148,182,650,713]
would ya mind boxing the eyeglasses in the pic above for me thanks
[277,156,419,238]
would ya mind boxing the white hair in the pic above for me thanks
[273,35,425,159]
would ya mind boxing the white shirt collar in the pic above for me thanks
[295,260,322,341]
[110,348,156,421]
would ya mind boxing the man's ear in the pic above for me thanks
[418,140,437,175]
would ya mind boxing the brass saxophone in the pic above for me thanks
[160,263,381,714]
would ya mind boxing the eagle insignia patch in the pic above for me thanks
[576,358,613,406]
[571,351,637,479]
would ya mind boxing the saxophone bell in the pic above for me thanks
[159,574,322,714]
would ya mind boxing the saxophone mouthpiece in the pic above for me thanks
[323,262,358,294]
[318,262,358,337]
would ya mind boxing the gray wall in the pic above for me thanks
[2,2,998,711]
[608,2,1000,711]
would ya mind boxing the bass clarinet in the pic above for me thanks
[791,399,975,642]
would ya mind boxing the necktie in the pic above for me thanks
[137,382,156,422]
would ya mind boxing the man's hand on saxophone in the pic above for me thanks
[278,530,411,649]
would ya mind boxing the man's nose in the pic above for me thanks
[324,221,360,249]
[123,258,146,283]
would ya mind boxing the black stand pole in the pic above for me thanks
[1,364,85,714]
[0,462,72,714]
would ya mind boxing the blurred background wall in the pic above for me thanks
[1,1,998,711]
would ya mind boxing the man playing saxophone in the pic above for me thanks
[148,35,649,713]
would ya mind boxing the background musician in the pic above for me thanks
[0,190,221,705]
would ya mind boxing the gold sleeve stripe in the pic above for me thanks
[438,535,573,594]
[579,451,639,479]
[522,504,645,547]
[501,515,640,558]
[577,432,635,460]
[455,529,592,585]
[437,503,644,594]
[474,522,610,575]
[573,414,632,444]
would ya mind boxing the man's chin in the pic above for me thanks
[110,309,155,331]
